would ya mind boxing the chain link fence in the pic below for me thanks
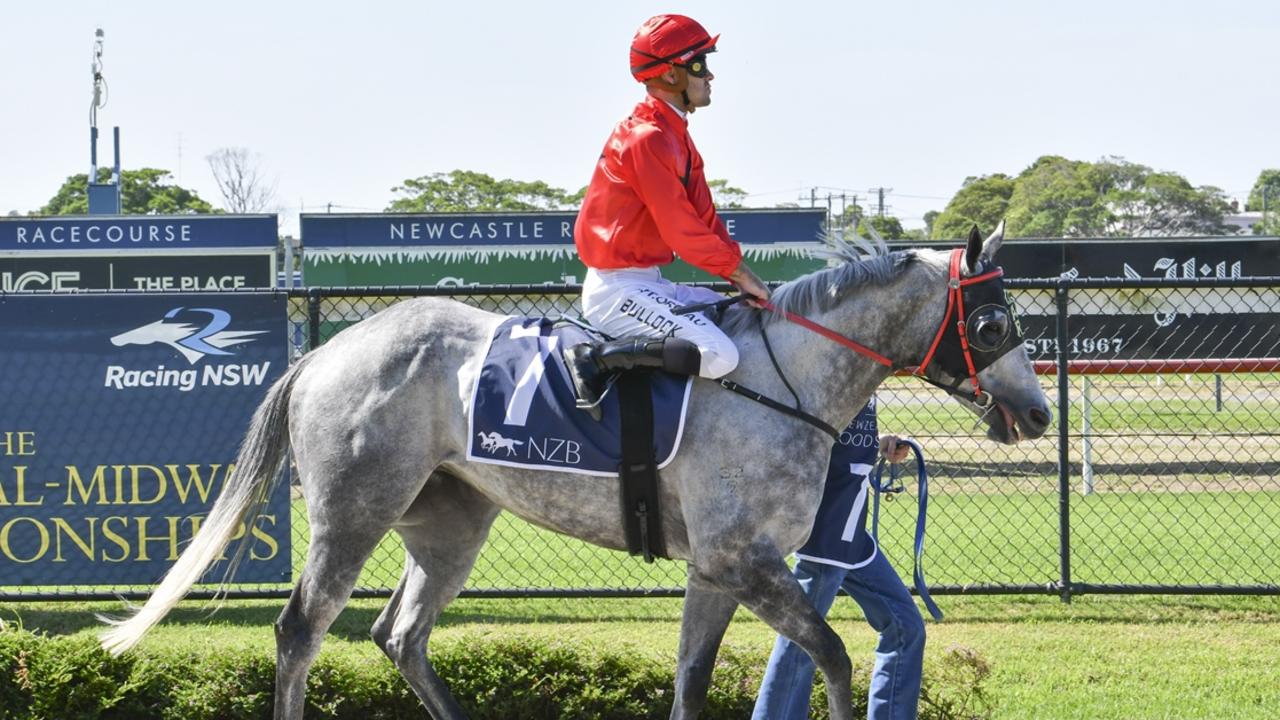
[3,278,1278,600]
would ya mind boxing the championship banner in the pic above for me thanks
[0,292,290,586]
[0,215,278,252]
[301,209,827,285]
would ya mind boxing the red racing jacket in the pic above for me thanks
[574,94,743,278]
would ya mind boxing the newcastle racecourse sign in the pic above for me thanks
[300,209,827,285]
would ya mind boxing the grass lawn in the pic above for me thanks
[5,593,1278,719]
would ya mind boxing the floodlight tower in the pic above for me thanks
[87,27,122,214]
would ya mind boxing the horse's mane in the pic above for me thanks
[721,232,919,335]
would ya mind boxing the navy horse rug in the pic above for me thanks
[467,317,693,476]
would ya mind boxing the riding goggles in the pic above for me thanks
[678,53,711,78]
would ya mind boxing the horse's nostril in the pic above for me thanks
[1029,407,1052,429]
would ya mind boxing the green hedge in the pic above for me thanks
[0,625,990,719]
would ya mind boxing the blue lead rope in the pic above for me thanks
[870,439,943,621]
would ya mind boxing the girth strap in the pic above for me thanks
[617,371,667,562]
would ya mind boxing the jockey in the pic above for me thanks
[565,13,771,417]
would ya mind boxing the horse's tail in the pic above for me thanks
[99,352,313,655]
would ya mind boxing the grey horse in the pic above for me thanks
[101,224,1051,720]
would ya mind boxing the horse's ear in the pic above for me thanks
[964,225,983,274]
[981,219,1006,263]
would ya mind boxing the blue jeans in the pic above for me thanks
[752,553,925,720]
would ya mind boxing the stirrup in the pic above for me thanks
[574,374,618,421]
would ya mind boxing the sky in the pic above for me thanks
[3,1,1277,236]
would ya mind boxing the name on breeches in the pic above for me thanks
[618,298,678,335]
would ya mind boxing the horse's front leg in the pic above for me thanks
[670,570,739,720]
[704,538,855,720]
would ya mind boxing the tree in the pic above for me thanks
[387,170,578,212]
[932,156,1231,239]
[929,174,1015,240]
[707,178,748,208]
[41,168,215,215]
[1004,156,1229,237]
[858,214,906,240]
[1246,170,1280,234]
[1003,156,1103,237]
[922,210,940,238]
[206,147,277,213]
[1245,169,1280,212]
[1093,160,1230,236]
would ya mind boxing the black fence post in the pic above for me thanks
[1056,283,1073,603]
[307,288,322,351]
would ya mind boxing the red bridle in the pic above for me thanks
[761,248,1003,404]
[915,248,1004,399]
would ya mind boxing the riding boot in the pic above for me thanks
[563,337,702,420]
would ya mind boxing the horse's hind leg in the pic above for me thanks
[371,472,500,719]
[274,517,389,720]
[670,571,739,720]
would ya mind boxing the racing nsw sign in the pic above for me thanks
[0,293,290,585]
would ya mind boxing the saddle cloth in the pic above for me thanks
[466,316,693,476]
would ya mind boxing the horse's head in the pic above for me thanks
[916,222,1052,444]
[726,226,1051,445]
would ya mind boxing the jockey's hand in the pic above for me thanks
[879,434,911,464]
[726,261,771,308]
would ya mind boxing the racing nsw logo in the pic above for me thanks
[105,307,272,392]
[110,307,266,364]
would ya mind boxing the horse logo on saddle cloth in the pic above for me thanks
[468,317,691,561]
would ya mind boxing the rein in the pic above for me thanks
[870,439,943,621]
[713,309,842,442]
[675,295,841,439]
[758,299,893,368]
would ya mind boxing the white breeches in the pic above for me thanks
[581,267,740,378]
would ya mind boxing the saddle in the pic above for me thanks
[467,316,688,562]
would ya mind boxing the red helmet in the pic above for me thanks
[629,14,719,83]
